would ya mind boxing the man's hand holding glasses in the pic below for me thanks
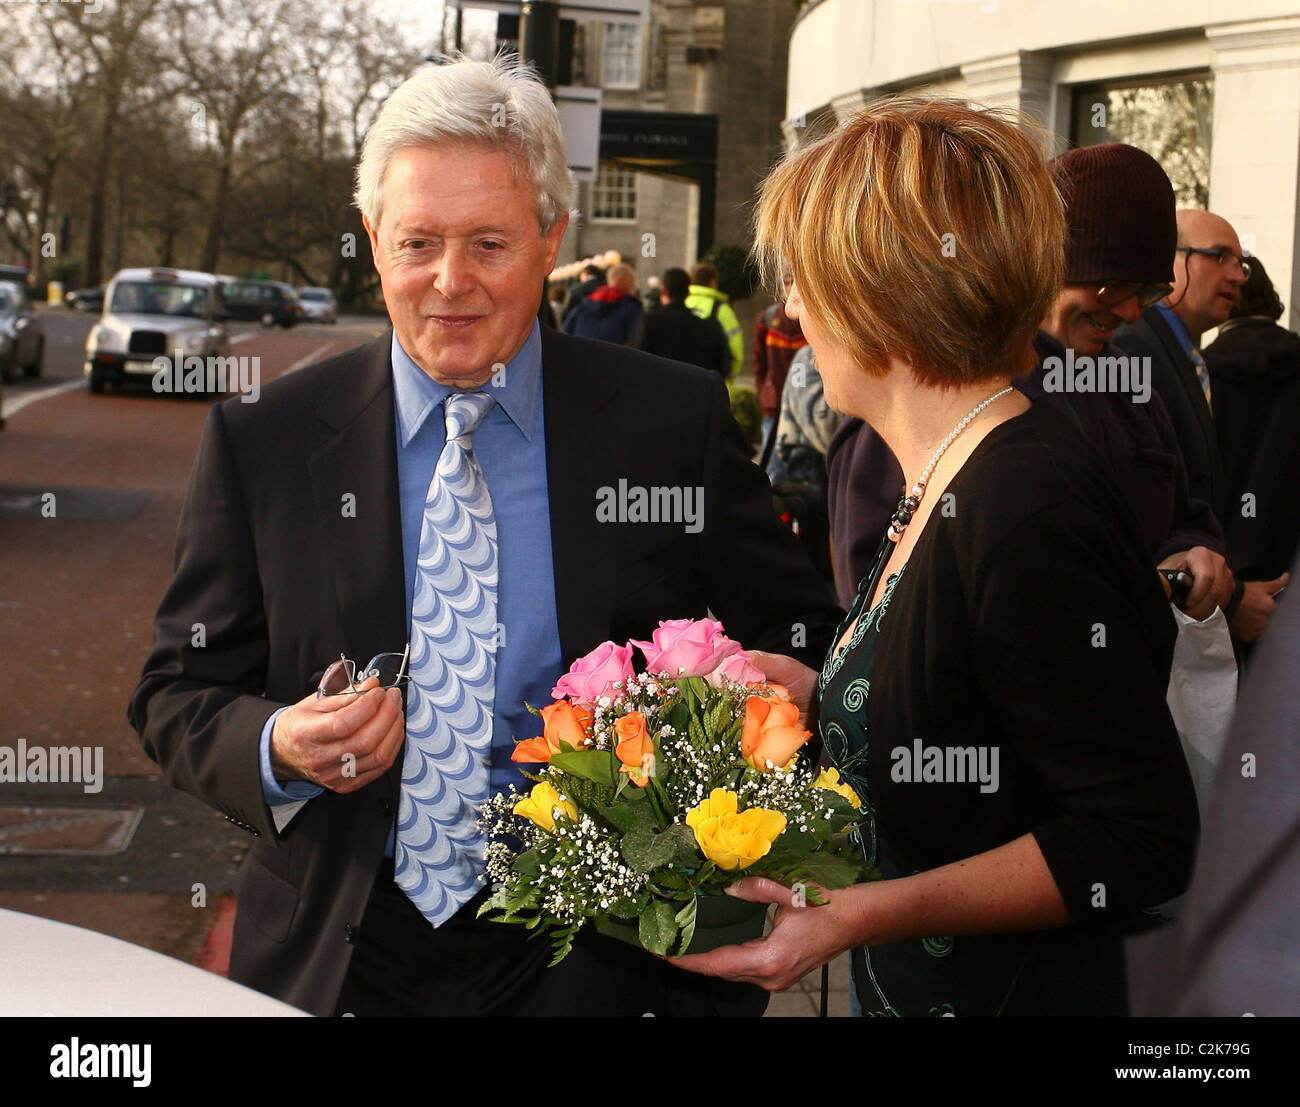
[269,645,410,795]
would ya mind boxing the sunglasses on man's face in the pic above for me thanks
[1095,281,1175,310]
[317,643,410,698]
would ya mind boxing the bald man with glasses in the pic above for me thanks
[1115,210,1287,643]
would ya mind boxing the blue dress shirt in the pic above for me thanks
[1156,302,1197,359]
[259,324,566,852]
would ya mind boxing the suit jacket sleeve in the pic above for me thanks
[127,402,285,840]
[697,372,843,667]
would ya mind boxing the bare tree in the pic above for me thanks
[173,0,313,274]
[43,0,179,286]
[0,8,94,281]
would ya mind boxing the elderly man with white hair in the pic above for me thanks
[129,56,841,1017]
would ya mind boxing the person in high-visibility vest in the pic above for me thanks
[684,263,743,379]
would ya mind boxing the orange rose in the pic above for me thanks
[510,700,594,764]
[614,711,655,788]
[740,695,812,771]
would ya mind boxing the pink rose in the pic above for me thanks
[551,641,634,705]
[631,618,741,678]
[704,648,767,688]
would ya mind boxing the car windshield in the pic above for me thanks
[0,286,14,312]
[109,281,210,318]
[298,290,328,302]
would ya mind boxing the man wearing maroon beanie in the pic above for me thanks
[1033,143,1236,624]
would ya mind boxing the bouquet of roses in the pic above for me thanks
[478,618,872,965]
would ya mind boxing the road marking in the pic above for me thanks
[1,378,85,421]
[230,332,260,346]
[285,343,336,375]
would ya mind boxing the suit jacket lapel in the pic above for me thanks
[1149,311,1212,423]
[540,326,625,664]
[1147,310,1222,491]
[307,331,408,663]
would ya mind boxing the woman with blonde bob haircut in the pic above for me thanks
[673,99,1198,1016]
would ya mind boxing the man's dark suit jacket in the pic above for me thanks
[628,300,731,378]
[127,325,842,1016]
[1113,307,1226,519]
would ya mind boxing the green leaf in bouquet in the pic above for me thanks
[513,848,543,877]
[687,712,707,750]
[652,870,692,891]
[549,749,617,789]
[620,826,680,873]
[639,897,679,957]
[596,791,655,835]
[666,700,692,735]
[685,676,711,704]
[560,771,614,816]
[702,696,731,739]
[608,889,649,919]
[523,701,543,717]
[753,849,870,895]
[548,924,579,967]
[661,822,701,864]
[674,896,698,955]
[644,776,676,827]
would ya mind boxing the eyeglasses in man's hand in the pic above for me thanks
[317,643,410,698]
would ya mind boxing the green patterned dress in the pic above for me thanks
[818,538,912,1016]
[818,537,1128,1017]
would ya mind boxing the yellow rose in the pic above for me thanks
[513,781,578,833]
[812,766,862,809]
[684,788,787,871]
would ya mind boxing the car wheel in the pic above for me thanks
[89,376,105,394]
[260,311,276,327]
[23,336,43,378]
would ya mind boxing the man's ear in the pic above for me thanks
[362,214,382,274]
[543,212,570,273]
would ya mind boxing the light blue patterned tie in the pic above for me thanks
[396,391,497,926]
[1191,347,1212,407]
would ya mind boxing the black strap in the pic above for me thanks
[994,935,1041,1017]
[819,963,829,1017]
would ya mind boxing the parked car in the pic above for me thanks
[84,267,230,394]
[0,280,44,381]
[65,285,106,312]
[296,286,337,324]
[221,279,303,327]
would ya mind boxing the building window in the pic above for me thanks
[603,22,641,88]
[591,160,637,222]
[1072,76,1214,208]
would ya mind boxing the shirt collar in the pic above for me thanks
[1156,302,1198,357]
[391,322,543,448]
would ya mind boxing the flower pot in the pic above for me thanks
[596,893,769,956]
